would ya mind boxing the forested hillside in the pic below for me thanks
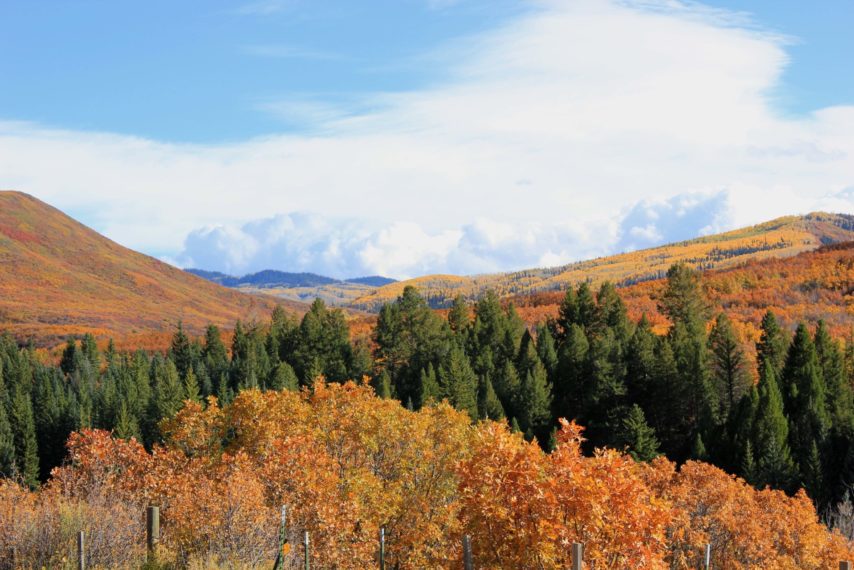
[351,212,854,311]
[0,191,301,345]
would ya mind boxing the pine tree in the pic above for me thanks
[418,364,440,407]
[477,376,505,420]
[0,392,14,477]
[691,433,708,461]
[10,386,39,488]
[372,370,392,400]
[658,263,708,336]
[183,366,201,402]
[269,361,299,392]
[620,404,660,462]
[556,287,578,340]
[554,324,588,421]
[757,311,789,378]
[708,313,751,419]
[534,324,558,378]
[783,324,830,473]
[575,282,598,330]
[815,321,853,432]
[438,346,478,420]
[114,401,140,441]
[492,360,522,421]
[170,322,193,380]
[752,361,795,489]
[81,333,100,372]
[448,295,470,335]
[518,361,552,443]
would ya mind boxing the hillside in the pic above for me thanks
[351,212,854,311]
[0,191,301,345]
[512,240,854,340]
[186,269,397,306]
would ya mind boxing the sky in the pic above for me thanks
[1,0,853,279]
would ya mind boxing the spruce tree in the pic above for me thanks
[752,361,795,489]
[269,361,299,392]
[620,404,660,462]
[708,313,750,419]
[114,401,140,441]
[170,322,193,380]
[448,295,470,335]
[757,311,789,378]
[519,361,552,442]
[10,386,39,488]
[372,370,392,400]
[183,366,201,402]
[783,324,830,472]
[815,321,853,432]
[81,333,100,372]
[535,324,558,378]
[438,346,478,420]
[418,364,440,407]
[477,376,505,420]
[554,324,588,421]
[0,393,14,477]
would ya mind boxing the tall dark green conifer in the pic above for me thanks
[620,404,660,462]
[752,361,795,489]
[10,385,39,488]
[708,313,750,419]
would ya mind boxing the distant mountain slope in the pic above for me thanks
[350,212,854,312]
[186,269,398,307]
[0,191,301,345]
[185,268,339,288]
[513,240,854,338]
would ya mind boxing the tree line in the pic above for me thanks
[1,262,853,515]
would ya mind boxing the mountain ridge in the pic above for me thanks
[0,191,304,345]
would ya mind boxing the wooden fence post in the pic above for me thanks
[379,527,386,570]
[146,506,160,562]
[840,561,852,570]
[77,530,85,570]
[703,543,711,570]
[304,530,310,570]
[463,535,473,570]
[571,542,583,570]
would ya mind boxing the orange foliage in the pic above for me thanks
[2,382,842,568]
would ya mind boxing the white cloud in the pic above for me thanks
[1,0,853,279]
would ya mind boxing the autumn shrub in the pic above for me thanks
[5,381,853,569]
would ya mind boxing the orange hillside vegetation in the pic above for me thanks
[351,213,854,311]
[513,241,854,339]
[0,191,304,346]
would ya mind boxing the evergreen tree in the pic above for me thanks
[59,337,77,376]
[575,282,598,330]
[535,324,558,378]
[691,433,708,461]
[269,361,299,392]
[418,364,440,408]
[620,404,660,462]
[783,324,830,473]
[170,322,193,380]
[447,295,470,335]
[438,346,478,420]
[477,376,505,420]
[708,313,751,419]
[492,360,522,421]
[815,321,853,432]
[518,361,552,443]
[10,385,39,488]
[114,401,140,441]
[183,366,200,402]
[372,370,392,400]
[757,311,789,378]
[556,286,578,340]
[658,263,708,335]
[81,333,100,372]
[554,324,588,421]
[203,325,230,385]
[752,361,795,489]
[0,380,14,477]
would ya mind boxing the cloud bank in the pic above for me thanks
[1,0,853,278]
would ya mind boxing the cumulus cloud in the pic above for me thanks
[1,0,853,277]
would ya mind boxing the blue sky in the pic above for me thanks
[1,0,853,278]
[2,0,852,142]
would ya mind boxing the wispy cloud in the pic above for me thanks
[1,0,852,278]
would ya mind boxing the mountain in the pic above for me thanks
[0,191,301,345]
[185,269,339,288]
[350,212,854,312]
[186,269,398,307]
[511,240,854,338]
